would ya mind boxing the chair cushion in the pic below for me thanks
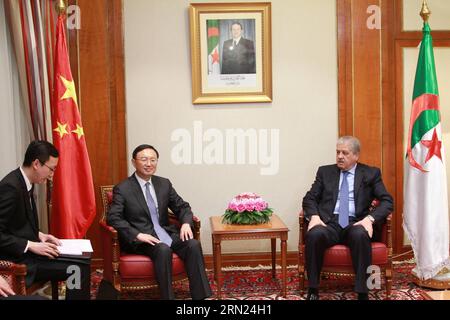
[107,191,113,204]
[119,253,186,279]
[323,242,388,267]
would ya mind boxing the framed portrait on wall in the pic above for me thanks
[189,2,272,104]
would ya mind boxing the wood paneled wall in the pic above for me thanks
[66,0,127,265]
[337,0,398,250]
[338,0,450,253]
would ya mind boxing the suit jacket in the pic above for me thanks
[107,174,194,250]
[0,168,39,260]
[221,37,256,74]
[302,163,393,224]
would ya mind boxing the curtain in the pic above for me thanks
[0,0,30,178]
[3,0,59,232]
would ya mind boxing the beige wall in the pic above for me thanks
[123,0,338,254]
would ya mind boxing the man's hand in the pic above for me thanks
[353,217,373,238]
[180,223,193,242]
[307,215,326,231]
[0,276,15,298]
[28,241,60,259]
[39,232,62,246]
[136,233,161,246]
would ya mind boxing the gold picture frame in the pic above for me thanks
[189,2,272,104]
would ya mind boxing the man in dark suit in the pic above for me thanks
[107,144,212,300]
[0,140,91,300]
[221,22,256,74]
[302,136,393,300]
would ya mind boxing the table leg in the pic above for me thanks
[281,239,287,297]
[271,238,276,278]
[214,240,222,299]
[211,237,216,282]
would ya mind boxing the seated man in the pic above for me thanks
[302,136,393,300]
[107,144,212,300]
[0,141,91,300]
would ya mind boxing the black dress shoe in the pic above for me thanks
[306,292,319,300]
[358,293,369,300]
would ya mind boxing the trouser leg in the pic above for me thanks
[305,224,339,288]
[137,243,174,300]
[172,239,212,300]
[344,225,372,293]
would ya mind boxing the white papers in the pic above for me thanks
[57,239,93,256]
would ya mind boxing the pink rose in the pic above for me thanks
[237,204,246,213]
[228,202,237,211]
[245,202,256,211]
[255,200,268,211]
[255,202,264,211]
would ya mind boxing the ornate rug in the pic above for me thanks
[91,259,428,300]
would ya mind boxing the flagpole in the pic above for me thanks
[55,0,67,16]
[43,0,69,299]
[409,1,450,291]
[419,0,430,22]
[47,0,67,235]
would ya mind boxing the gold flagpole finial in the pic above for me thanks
[420,0,431,22]
[55,0,67,16]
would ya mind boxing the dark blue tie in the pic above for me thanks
[145,182,172,246]
[338,171,350,228]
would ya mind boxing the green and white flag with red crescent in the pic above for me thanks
[403,21,450,280]
[207,20,220,75]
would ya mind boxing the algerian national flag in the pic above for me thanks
[207,20,220,75]
[403,21,450,280]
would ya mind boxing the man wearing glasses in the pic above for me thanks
[0,140,91,299]
[107,144,212,300]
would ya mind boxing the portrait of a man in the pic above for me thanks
[193,2,272,104]
[220,20,256,75]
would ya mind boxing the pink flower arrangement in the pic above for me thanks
[222,192,273,224]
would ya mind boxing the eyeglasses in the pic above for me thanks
[40,161,56,172]
[136,157,158,164]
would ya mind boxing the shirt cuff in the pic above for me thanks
[24,241,30,253]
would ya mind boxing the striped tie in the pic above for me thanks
[338,171,350,228]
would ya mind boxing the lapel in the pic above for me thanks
[130,174,151,217]
[331,165,341,206]
[14,169,39,234]
[354,164,364,210]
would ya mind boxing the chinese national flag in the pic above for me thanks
[50,13,96,238]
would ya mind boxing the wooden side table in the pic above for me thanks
[210,214,289,298]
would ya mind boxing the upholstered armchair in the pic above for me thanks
[99,185,201,293]
[0,260,59,299]
[298,202,392,298]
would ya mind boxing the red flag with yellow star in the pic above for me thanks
[50,13,96,238]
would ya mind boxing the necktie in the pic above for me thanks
[145,182,172,246]
[29,188,34,208]
[338,171,350,228]
[234,40,237,47]
[29,186,39,230]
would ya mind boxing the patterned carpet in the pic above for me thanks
[92,259,428,300]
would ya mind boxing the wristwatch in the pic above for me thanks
[367,215,375,224]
